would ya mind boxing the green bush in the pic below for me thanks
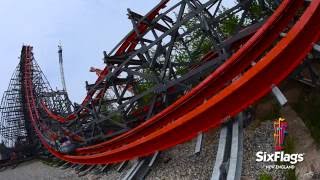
[259,171,272,180]
[286,169,297,180]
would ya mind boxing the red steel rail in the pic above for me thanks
[23,0,320,164]
[41,0,301,155]
[74,0,303,155]
[40,0,170,123]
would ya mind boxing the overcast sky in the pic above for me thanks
[0,0,160,103]
[0,0,236,104]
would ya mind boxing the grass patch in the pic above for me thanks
[259,171,273,180]
[286,169,297,180]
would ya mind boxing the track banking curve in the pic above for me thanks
[40,0,170,123]
[22,0,320,164]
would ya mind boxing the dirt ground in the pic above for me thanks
[0,160,87,180]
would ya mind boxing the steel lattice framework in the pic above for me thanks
[0,64,30,148]
[0,47,72,156]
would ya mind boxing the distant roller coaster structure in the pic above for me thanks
[1,0,320,178]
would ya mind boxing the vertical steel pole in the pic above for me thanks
[58,44,67,92]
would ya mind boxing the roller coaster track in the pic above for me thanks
[1,0,320,177]
[72,0,303,156]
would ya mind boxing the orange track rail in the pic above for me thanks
[23,0,320,164]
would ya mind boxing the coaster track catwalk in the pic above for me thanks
[1,0,320,166]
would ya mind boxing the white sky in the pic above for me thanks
[0,0,235,103]
[0,0,159,103]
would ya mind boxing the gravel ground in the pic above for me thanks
[0,121,285,180]
[242,121,286,180]
[0,160,88,180]
[79,162,134,180]
[0,129,219,180]
[0,159,143,180]
[145,129,219,180]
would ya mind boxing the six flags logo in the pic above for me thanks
[256,151,304,165]
[255,118,304,165]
